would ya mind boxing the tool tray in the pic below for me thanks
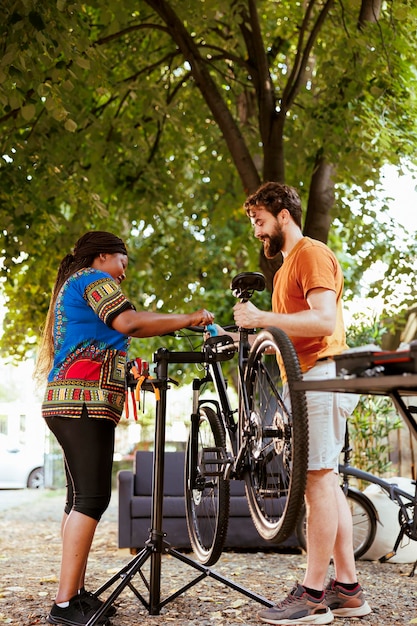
[335,342,417,377]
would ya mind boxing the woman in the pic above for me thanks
[35,231,214,626]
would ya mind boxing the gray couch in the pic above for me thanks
[118,450,299,552]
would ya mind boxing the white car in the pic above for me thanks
[0,434,44,489]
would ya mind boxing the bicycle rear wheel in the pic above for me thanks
[296,487,378,559]
[244,327,308,543]
[184,406,230,565]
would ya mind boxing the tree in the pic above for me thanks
[1,0,417,358]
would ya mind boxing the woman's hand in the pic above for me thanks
[189,308,214,327]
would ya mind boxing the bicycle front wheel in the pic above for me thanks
[243,327,308,543]
[296,487,378,559]
[184,406,230,565]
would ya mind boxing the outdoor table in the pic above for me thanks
[293,373,417,440]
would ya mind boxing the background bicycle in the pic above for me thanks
[296,421,417,575]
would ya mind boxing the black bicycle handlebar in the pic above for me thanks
[154,340,236,364]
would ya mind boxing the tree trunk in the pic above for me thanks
[303,157,335,243]
[358,0,382,28]
[263,112,286,183]
[259,250,283,293]
[145,0,261,194]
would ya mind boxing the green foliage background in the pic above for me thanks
[0,0,417,361]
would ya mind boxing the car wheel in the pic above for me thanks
[27,467,44,489]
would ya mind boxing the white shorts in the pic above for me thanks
[286,360,359,472]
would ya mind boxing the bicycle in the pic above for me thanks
[296,421,417,574]
[181,271,309,565]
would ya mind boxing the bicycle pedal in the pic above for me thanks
[201,447,228,476]
[379,551,396,562]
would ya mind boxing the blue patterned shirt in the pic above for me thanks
[42,268,135,424]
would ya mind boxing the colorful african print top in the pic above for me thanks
[42,267,135,424]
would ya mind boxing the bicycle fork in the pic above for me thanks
[187,377,231,491]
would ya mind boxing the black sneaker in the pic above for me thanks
[47,594,110,626]
[78,588,117,617]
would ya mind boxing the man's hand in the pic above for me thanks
[233,301,262,329]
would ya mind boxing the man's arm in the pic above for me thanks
[233,288,336,337]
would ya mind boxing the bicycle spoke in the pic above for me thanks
[184,407,230,565]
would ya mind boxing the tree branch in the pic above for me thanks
[144,0,260,193]
[239,0,276,148]
[94,22,169,46]
[282,0,335,112]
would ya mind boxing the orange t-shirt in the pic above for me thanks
[272,237,348,372]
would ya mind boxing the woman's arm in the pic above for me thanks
[111,308,214,338]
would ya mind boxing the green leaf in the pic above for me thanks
[0,0,417,359]
[20,103,36,121]
[64,118,77,132]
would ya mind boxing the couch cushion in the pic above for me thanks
[229,496,250,516]
[131,495,186,518]
[165,451,187,495]
[133,451,153,495]
[229,479,246,496]
[134,450,186,496]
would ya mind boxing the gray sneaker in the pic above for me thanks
[258,583,334,624]
[325,579,372,617]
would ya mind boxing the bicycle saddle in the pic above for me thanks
[230,272,266,300]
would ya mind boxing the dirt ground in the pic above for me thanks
[0,488,416,625]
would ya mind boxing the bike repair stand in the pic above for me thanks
[86,347,274,625]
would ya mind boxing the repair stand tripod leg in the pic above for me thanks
[86,348,274,625]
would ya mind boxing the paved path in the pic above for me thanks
[0,487,46,512]
[1,488,416,625]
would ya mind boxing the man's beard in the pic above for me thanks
[263,224,285,259]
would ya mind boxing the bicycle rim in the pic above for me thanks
[243,327,308,543]
[347,487,377,558]
[296,487,377,559]
[184,406,230,565]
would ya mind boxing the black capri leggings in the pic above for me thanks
[45,405,115,521]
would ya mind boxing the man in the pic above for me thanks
[233,182,372,625]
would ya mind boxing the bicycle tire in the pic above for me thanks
[296,487,378,559]
[243,327,308,543]
[184,406,230,565]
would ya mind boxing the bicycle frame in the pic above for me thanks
[187,272,266,484]
[189,327,253,482]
